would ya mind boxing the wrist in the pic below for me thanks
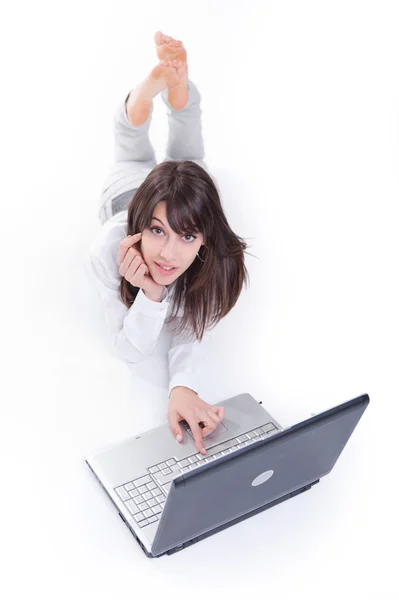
[143,290,162,303]
[170,386,198,397]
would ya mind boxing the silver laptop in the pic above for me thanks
[85,392,369,557]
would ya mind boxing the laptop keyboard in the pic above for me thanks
[114,422,278,529]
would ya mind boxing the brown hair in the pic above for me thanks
[120,160,253,342]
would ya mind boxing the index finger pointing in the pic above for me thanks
[188,419,206,455]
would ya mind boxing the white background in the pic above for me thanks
[1,1,398,598]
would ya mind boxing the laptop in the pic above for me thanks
[85,392,369,557]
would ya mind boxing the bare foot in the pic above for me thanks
[154,31,189,111]
[126,62,183,126]
[154,31,187,63]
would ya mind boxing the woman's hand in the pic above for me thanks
[167,387,225,455]
[118,232,166,302]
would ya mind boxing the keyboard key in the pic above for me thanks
[247,431,256,439]
[156,471,177,486]
[139,519,149,527]
[134,513,145,522]
[143,508,154,518]
[261,423,276,434]
[125,500,140,515]
[162,482,172,494]
[147,481,157,490]
[115,486,131,501]
[254,428,264,436]
[152,505,162,515]
[137,485,147,494]
[137,501,149,511]
[161,467,172,475]
[124,482,134,491]
[236,435,247,443]
[142,491,153,501]
[134,494,144,504]
[134,475,152,487]
[158,462,167,470]
[149,466,159,474]
[178,459,189,467]
[129,489,139,499]
[147,498,157,507]
[152,488,162,497]
[207,440,235,455]
[147,516,158,524]
[157,494,166,503]
[166,459,176,466]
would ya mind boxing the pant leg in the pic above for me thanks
[98,90,157,225]
[160,79,212,174]
[159,79,219,191]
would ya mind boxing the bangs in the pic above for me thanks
[165,195,203,235]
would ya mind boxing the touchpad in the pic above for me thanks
[181,419,229,446]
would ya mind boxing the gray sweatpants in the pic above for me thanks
[98,79,213,225]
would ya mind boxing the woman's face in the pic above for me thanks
[140,201,204,286]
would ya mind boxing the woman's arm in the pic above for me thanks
[167,324,212,400]
[85,247,170,363]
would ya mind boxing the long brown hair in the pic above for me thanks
[120,160,252,342]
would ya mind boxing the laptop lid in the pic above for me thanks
[151,394,369,556]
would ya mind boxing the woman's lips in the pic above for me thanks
[154,262,177,275]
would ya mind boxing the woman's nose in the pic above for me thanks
[160,242,178,261]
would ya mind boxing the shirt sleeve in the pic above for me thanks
[167,322,213,400]
[84,249,170,363]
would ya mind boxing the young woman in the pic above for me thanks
[86,32,250,456]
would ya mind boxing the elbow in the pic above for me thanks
[109,337,145,364]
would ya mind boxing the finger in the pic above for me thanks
[187,419,206,455]
[120,246,141,266]
[198,413,219,438]
[167,409,184,443]
[126,261,148,285]
[121,249,147,278]
[206,409,222,427]
[201,407,225,437]
[117,232,142,266]
[214,406,225,420]
[119,252,140,277]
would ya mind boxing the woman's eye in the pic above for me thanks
[150,227,197,242]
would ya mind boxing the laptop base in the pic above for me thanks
[164,479,320,557]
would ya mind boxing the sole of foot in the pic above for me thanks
[154,31,187,63]
[154,32,189,110]
[160,59,189,111]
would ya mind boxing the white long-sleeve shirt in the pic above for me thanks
[84,209,211,399]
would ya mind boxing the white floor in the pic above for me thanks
[2,1,398,598]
